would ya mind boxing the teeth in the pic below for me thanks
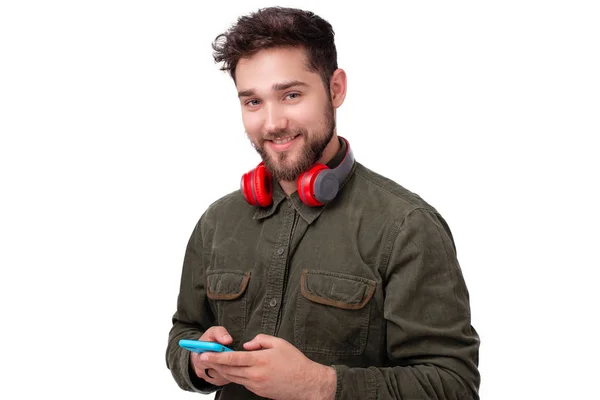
[272,135,297,145]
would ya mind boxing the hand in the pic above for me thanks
[189,326,233,386]
[200,334,336,400]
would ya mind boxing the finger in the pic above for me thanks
[190,352,203,370]
[218,372,251,388]
[208,377,230,387]
[243,333,278,350]
[199,326,233,345]
[205,363,250,380]
[214,366,267,393]
[190,352,236,383]
[243,341,264,351]
[203,368,231,387]
[201,350,256,366]
[205,367,215,379]
[212,366,254,387]
[191,353,206,375]
[192,362,227,382]
[190,351,214,370]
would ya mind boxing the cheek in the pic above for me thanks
[290,104,323,130]
[242,111,263,135]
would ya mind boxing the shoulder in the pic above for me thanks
[197,189,254,232]
[348,163,457,252]
[206,189,247,213]
[347,162,440,218]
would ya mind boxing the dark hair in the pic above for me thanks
[212,7,338,89]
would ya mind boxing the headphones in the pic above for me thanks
[241,137,354,207]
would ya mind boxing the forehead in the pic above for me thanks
[235,47,320,91]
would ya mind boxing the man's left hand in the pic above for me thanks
[200,334,336,400]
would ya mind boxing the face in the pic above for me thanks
[235,47,336,182]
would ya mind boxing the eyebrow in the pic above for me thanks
[237,80,309,98]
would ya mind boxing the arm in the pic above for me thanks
[333,208,480,400]
[165,216,220,393]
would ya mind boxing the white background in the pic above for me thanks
[1,1,598,399]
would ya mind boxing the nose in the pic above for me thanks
[263,103,288,133]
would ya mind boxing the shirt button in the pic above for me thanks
[277,247,285,255]
[269,298,277,307]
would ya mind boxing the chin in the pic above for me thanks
[271,158,298,173]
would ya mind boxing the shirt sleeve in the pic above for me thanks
[165,216,220,394]
[332,208,480,400]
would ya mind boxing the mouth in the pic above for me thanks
[267,134,300,152]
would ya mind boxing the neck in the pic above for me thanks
[279,133,340,196]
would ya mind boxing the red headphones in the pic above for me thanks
[241,137,354,207]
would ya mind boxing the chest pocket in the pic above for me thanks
[294,269,376,356]
[206,270,251,350]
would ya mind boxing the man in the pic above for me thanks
[166,6,480,400]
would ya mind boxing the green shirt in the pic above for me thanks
[166,141,480,399]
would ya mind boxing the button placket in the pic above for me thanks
[260,202,295,335]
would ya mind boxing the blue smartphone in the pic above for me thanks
[178,339,233,353]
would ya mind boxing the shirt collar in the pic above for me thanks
[253,137,355,224]
[252,180,287,220]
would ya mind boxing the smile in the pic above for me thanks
[271,134,299,144]
[267,134,300,152]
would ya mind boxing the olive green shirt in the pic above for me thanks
[166,141,480,399]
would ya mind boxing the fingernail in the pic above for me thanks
[200,353,209,361]
[223,334,232,341]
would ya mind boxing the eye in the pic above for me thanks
[285,93,301,100]
[245,99,260,107]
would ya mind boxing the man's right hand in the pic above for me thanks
[190,326,234,386]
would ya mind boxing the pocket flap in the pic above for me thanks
[300,269,376,310]
[206,270,251,300]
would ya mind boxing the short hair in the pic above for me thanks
[212,6,338,88]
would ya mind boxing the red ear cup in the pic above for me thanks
[253,164,273,207]
[297,164,329,207]
[241,171,254,205]
[241,163,273,207]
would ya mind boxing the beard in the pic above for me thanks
[250,101,336,182]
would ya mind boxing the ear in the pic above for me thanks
[329,68,347,108]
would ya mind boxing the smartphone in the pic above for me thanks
[178,339,233,353]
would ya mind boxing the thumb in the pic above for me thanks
[200,326,233,345]
[243,333,277,351]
